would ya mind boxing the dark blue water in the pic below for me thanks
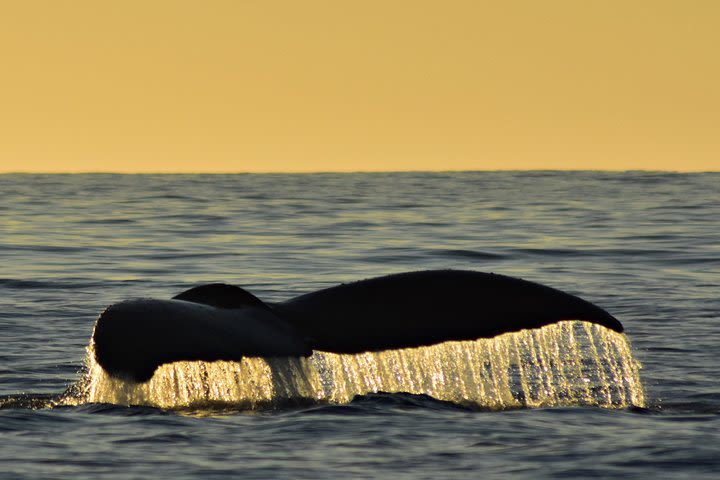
[1,172,719,478]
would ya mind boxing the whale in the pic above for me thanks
[92,270,623,382]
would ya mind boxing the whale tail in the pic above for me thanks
[91,270,623,382]
[274,270,622,353]
[92,285,312,382]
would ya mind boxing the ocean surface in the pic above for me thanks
[0,171,718,479]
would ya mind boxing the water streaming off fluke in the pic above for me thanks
[65,321,644,410]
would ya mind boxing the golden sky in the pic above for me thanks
[1,0,718,172]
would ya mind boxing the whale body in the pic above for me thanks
[92,270,623,382]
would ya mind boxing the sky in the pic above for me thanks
[0,0,718,173]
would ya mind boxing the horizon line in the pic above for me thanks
[1,168,717,175]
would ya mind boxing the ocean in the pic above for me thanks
[0,171,718,478]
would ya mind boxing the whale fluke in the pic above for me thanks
[93,286,312,382]
[274,270,622,353]
[172,283,268,309]
[91,270,623,382]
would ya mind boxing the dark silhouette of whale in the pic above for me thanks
[92,270,623,382]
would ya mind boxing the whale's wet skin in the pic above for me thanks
[2,270,646,412]
[63,270,644,410]
[2,172,718,479]
[90,270,626,384]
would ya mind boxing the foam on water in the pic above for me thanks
[63,321,644,410]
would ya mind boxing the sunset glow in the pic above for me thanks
[1,0,718,173]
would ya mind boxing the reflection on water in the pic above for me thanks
[1,172,718,478]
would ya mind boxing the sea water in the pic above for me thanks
[74,322,643,410]
[1,172,718,478]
